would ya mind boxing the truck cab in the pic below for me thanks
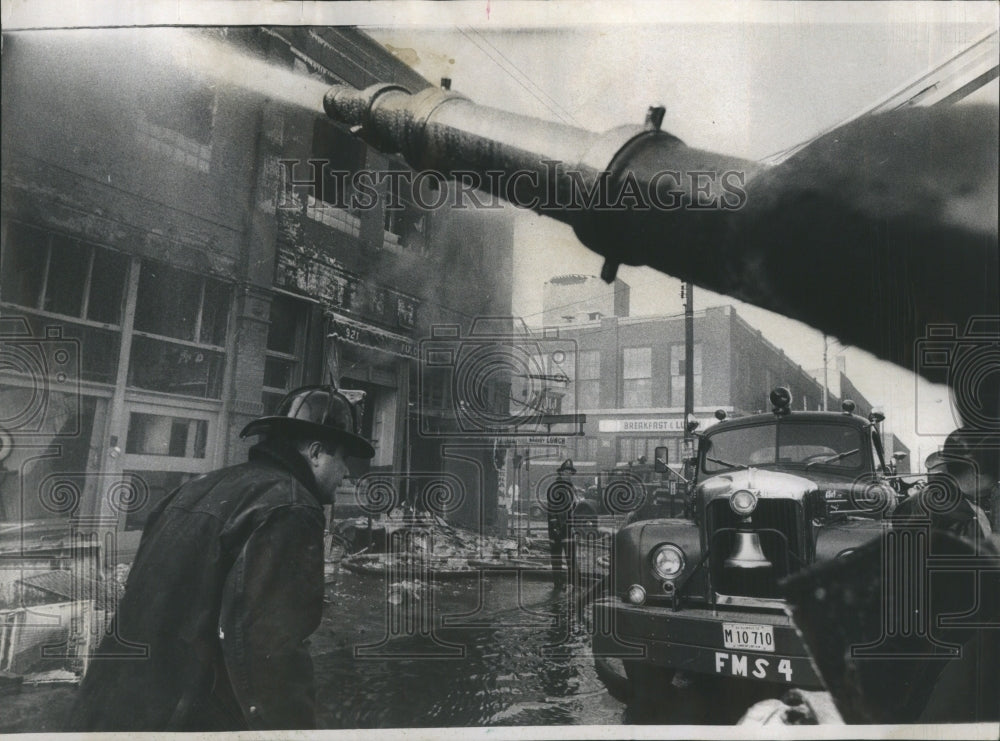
[571,464,690,527]
[592,388,898,705]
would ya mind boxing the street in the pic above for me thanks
[314,568,621,727]
[1,561,790,731]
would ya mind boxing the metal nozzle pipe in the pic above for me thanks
[323,82,757,264]
[323,82,998,383]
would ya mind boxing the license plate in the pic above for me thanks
[714,651,793,682]
[722,622,774,652]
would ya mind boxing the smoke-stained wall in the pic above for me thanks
[1,26,517,547]
[1,30,260,277]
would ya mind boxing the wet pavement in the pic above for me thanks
[314,566,624,727]
[1,567,624,732]
[1,562,785,731]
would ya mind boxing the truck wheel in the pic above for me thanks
[623,660,676,723]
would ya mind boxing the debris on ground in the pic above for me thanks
[387,580,428,605]
[330,510,609,578]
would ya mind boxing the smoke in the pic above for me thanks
[162,29,331,113]
[5,28,330,115]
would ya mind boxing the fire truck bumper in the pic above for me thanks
[592,597,825,689]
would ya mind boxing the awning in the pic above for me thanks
[327,313,418,360]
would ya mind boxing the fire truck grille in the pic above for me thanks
[708,499,803,599]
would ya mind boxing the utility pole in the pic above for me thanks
[822,334,829,411]
[684,281,694,452]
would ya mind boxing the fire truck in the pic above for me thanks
[591,387,905,708]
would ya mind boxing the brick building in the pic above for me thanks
[0,27,515,568]
[840,372,910,472]
[520,305,884,482]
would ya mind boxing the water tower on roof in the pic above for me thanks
[542,274,630,326]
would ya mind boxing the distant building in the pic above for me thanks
[884,433,912,474]
[518,306,878,477]
[542,274,630,325]
[840,372,874,418]
[837,372,908,469]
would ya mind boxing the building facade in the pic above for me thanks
[518,305,879,485]
[0,27,515,572]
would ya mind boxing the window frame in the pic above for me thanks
[622,346,653,408]
[126,258,233,400]
[261,293,309,414]
[576,349,601,410]
[382,158,427,253]
[135,84,216,173]
[1,221,127,331]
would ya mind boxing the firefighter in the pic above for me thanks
[68,386,375,731]
[547,459,577,574]
[926,428,997,538]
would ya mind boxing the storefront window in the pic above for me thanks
[1,222,127,384]
[87,249,130,325]
[43,234,90,316]
[128,336,225,398]
[2,225,229,556]
[135,262,210,342]
[129,260,231,399]
[1,224,47,308]
[0,391,100,524]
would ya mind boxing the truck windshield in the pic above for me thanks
[701,422,867,475]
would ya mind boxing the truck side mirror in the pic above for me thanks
[654,446,669,473]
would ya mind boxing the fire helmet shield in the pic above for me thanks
[240,385,376,459]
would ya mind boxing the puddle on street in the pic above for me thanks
[314,569,624,728]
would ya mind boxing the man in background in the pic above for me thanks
[546,459,577,575]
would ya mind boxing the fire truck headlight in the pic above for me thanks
[730,489,758,516]
[625,584,647,605]
[652,544,685,580]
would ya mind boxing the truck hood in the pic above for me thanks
[697,467,876,503]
